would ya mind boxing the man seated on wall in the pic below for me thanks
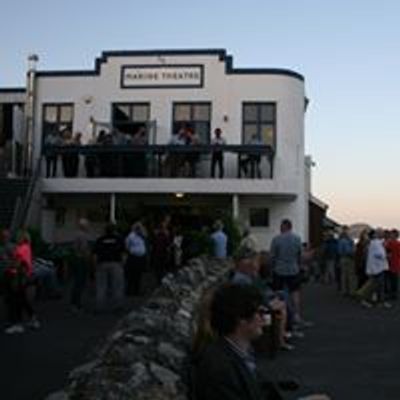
[193,284,330,400]
[230,247,293,351]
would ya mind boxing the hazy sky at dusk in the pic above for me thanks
[2,0,400,227]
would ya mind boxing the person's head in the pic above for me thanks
[132,221,145,236]
[78,218,89,231]
[1,229,11,244]
[214,128,222,138]
[234,246,259,277]
[340,225,350,237]
[368,229,376,240]
[210,284,265,340]
[280,219,292,233]
[16,229,30,244]
[391,229,399,240]
[213,219,223,231]
[105,223,116,235]
[375,227,384,239]
[359,228,369,242]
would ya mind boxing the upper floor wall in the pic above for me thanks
[30,49,306,184]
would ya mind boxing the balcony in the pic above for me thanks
[42,144,275,180]
[39,144,301,198]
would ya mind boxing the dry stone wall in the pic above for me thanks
[45,257,231,400]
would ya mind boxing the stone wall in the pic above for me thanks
[46,257,231,400]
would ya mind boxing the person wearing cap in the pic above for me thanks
[231,246,292,351]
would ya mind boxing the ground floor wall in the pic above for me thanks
[38,192,307,251]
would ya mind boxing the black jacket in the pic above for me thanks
[193,338,264,400]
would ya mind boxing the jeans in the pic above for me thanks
[96,261,124,309]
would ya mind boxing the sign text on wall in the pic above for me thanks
[121,65,204,88]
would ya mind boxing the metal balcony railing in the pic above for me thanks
[42,144,275,179]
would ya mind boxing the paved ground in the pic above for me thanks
[260,283,400,400]
[1,281,399,400]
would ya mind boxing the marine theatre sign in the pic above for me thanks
[121,65,204,89]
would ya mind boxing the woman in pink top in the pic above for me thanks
[3,230,40,334]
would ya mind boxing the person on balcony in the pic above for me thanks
[240,134,263,179]
[44,130,61,178]
[61,129,76,177]
[130,125,148,177]
[210,128,226,178]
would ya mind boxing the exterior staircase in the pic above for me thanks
[0,178,29,230]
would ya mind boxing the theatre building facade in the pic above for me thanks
[0,49,310,248]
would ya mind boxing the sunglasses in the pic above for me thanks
[256,306,270,316]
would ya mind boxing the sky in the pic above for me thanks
[1,0,400,227]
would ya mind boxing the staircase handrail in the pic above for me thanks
[10,155,42,237]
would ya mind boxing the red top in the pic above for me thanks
[13,242,33,277]
[385,239,400,273]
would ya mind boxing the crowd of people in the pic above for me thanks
[192,218,330,400]
[6,216,391,398]
[44,125,266,179]
[319,225,400,308]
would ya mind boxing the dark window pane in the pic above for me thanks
[260,124,274,145]
[60,105,73,122]
[174,105,191,121]
[44,106,57,123]
[243,104,257,122]
[243,124,258,144]
[260,104,275,121]
[193,122,210,144]
[193,104,210,121]
[132,105,149,122]
[249,208,269,227]
[113,105,130,122]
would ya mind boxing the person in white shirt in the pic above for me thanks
[210,128,227,178]
[124,221,147,296]
[362,228,391,308]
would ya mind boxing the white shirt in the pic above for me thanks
[366,238,388,275]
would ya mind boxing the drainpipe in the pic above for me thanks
[232,194,239,220]
[110,193,116,223]
[24,54,39,176]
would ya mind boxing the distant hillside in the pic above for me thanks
[349,223,371,238]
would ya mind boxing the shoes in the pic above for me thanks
[5,324,25,334]
[280,342,295,351]
[291,330,305,339]
[361,300,373,308]
[382,302,392,309]
[26,317,41,329]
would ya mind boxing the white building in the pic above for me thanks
[0,49,310,249]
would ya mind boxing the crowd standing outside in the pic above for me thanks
[384,229,400,300]
[337,226,356,296]
[270,219,304,325]
[124,221,148,296]
[210,220,228,259]
[3,230,40,334]
[357,229,391,308]
[70,218,92,312]
[93,224,125,311]
[151,215,173,283]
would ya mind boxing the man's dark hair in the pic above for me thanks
[105,223,117,235]
[210,284,263,336]
[281,219,292,230]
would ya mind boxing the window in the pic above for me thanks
[112,103,150,137]
[42,103,74,141]
[173,102,211,144]
[242,102,276,147]
[249,208,270,227]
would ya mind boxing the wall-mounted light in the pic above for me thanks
[175,193,185,199]
[82,95,93,105]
